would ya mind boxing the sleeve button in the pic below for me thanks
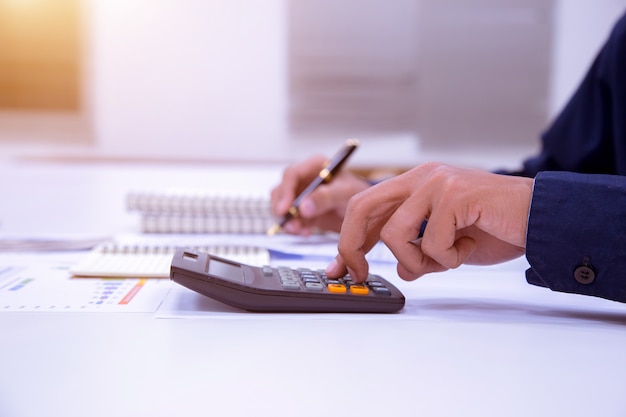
[574,264,595,284]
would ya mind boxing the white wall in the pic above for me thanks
[88,0,288,160]
[86,0,626,167]
[550,0,626,118]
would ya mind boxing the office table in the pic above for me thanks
[1,157,625,417]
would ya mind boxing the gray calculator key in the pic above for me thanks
[281,282,301,290]
[304,282,324,291]
[372,287,391,296]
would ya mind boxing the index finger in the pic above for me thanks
[334,182,405,282]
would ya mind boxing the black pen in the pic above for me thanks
[267,138,359,236]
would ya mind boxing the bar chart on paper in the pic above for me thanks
[0,261,172,312]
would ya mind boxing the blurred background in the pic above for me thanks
[1,0,625,169]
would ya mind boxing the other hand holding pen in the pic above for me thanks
[270,153,370,236]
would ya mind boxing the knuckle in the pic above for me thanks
[420,238,460,269]
[419,161,447,171]
[336,240,351,257]
[379,225,394,246]
[419,236,436,258]
[337,241,354,263]
[397,267,421,281]
[344,191,367,215]
[337,241,348,258]
[349,189,368,205]
[414,161,450,180]
[430,166,454,186]
[446,257,463,269]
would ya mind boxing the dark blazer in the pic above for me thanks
[518,12,626,302]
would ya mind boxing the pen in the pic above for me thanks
[267,138,360,236]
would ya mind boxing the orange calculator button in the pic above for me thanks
[327,283,347,293]
[349,285,370,295]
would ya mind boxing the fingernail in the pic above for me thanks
[299,198,316,217]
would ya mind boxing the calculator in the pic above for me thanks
[170,248,405,313]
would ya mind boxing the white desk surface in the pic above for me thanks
[1,158,626,417]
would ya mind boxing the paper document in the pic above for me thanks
[0,253,172,312]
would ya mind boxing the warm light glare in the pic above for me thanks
[0,0,80,110]
[3,0,37,5]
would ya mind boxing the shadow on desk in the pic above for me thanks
[158,284,626,327]
[408,298,626,327]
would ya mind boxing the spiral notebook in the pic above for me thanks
[70,243,271,278]
[126,190,275,234]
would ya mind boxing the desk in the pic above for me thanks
[1,158,626,417]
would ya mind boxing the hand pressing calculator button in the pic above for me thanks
[170,248,405,313]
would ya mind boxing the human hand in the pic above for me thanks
[325,162,533,282]
[270,154,371,235]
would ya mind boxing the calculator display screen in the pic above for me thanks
[207,258,245,283]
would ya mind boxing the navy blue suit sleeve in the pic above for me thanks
[513,11,626,177]
[525,171,626,302]
[502,11,626,302]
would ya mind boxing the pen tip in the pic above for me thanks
[266,224,281,236]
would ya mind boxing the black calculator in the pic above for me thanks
[170,248,405,313]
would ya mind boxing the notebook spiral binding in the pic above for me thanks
[126,191,275,234]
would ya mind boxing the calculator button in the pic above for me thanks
[372,287,391,296]
[304,282,324,291]
[262,266,274,276]
[327,283,347,293]
[301,277,320,283]
[281,282,301,290]
[367,281,384,287]
[349,285,369,295]
[280,274,299,280]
